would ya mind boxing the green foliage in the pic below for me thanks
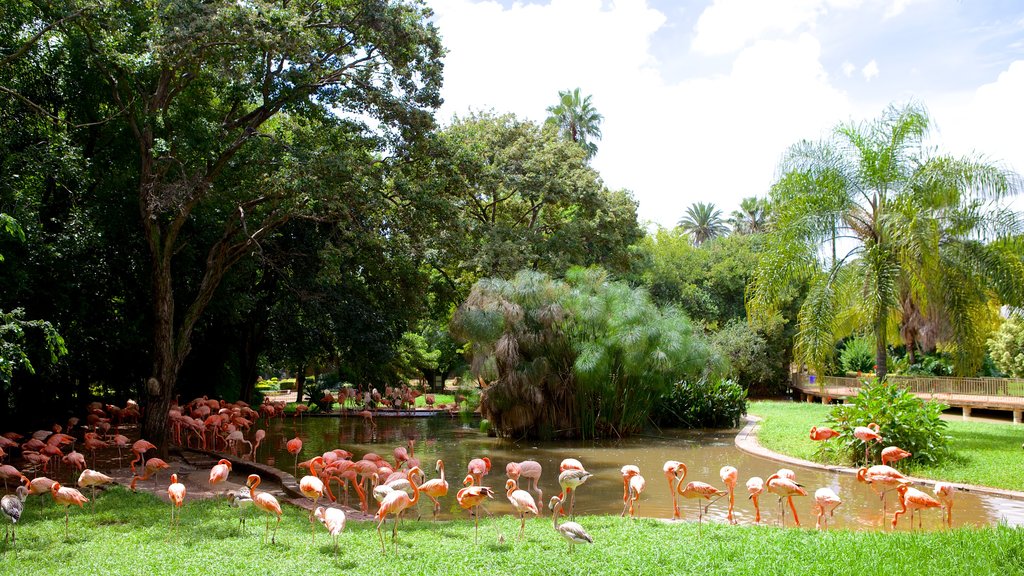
[988,315,1024,377]
[749,101,1024,379]
[820,380,949,466]
[711,320,779,394]
[677,202,728,246]
[655,378,748,429]
[838,335,875,374]
[544,87,603,160]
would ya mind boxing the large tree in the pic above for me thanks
[729,196,771,235]
[677,202,728,246]
[2,0,444,447]
[544,88,604,160]
[749,102,1024,379]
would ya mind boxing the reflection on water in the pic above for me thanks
[259,414,1024,530]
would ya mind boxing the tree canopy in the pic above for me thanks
[545,88,604,160]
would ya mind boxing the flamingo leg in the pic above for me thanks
[787,496,800,527]
[377,517,386,553]
[519,513,526,540]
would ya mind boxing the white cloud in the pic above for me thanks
[842,62,856,77]
[691,0,826,55]
[883,0,926,19]
[862,59,879,81]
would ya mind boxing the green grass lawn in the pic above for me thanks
[3,487,1023,575]
[414,393,455,408]
[749,400,1024,490]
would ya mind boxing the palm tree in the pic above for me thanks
[545,88,603,160]
[677,202,728,246]
[748,101,1024,379]
[729,197,771,235]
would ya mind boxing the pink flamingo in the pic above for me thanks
[50,481,89,538]
[374,465,422,554]
[620,466,646,519]
[853,423,882,464]
[129,439,156,475]
[314,506,346,556]
[286,437,302,478]
[857,465,909,518]
[417,459,449,520]
[506,460,543,506]
[663,460,685,519]
[300,457,326,543]
[247,474,282,544]
[809,426,841,441]
[892,483,941,529]
[457,474,495,544]
[467,456,491,486]
[209,459,232,486]
[677,476,726,527]
[933,482,955,528]
[168,473,186,530]
[77,469,113,506]
[506,478,539,539]
[765,473,806,527]
[881,446,912,468]
[251,429,265,461]
[813,487,841,530]
[719,465,738,524]
[746,476,764,523]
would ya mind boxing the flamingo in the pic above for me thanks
[247,474,283,544]
[746,476,764,523]
[892,483,941,529]
[809,426,841,441]
[287,437,302,478]
[77,469,113,506]
[467,456,491,486]
[130,457,169,491]
[251,429,265,461]
[168,473,186,530]
[557,467,593,519]
[663,460,685,519]
[227,488,254,532]
[417,459,449,520]
[559,458,584,472]
[28,476,55,496]
[374,465,422,554]
[678,479,726,527]
[129,439,156,475]
[2,482,28,551]
[881,446,912,468]
[856,465,909,517]
[0,465,25,492]
[933,482,955,528]
[506,478,539,539]
[456,474,495,544]
[620,467,646,519]
[506,460,543,506]
[314,506,346,557]
[549,495,593,553]
[209,459,232,486]
[853,423,882,464]
[50,481,88,539]
[813,487,842,530]
[719,466,738,524]
[765,473,806,527]
[300,457,327,543]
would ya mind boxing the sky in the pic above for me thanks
[426,0,1024,229]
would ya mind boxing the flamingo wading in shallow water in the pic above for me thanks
[813,487,841,531]
[719,466,738,524]
[746,476,764,524]
[663,461,685,520]
[765,472,806,527]
[934,482,955,528]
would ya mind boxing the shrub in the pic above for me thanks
[988,315,1024,377]
[655,378,747,429]
[819,379,949,466]
[839,335,874,374]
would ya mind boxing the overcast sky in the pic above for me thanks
[426,0,1024,229]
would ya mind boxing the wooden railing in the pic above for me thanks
[791,373,1024,398]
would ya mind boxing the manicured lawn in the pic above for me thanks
[414,393,455,408]
[749,400,1024,491]
[4,487,1023,575]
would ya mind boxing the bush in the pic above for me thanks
[839,335,874,374]
[988,315,1024,377]
[655,378,747,429]
[819,379,949,466]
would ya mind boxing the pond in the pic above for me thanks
[256,413,1024,530]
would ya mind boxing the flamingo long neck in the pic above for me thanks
[675,465,689,495]
[438,461,445,483]
[408,472,420,505]
[250,476,261,498]
[551,499,562,528]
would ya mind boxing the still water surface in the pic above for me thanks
[258,414,1024,530]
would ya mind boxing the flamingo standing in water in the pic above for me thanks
[746,476,764,523]
[417,459,449,520]
[287,437,302,479]
[130,458,169,491]
[50,481,88,538]
[620,466,646,519]
[505,479,539,539]
[813,487,841,530]
[719,466,738,524]
[167,473,186,530]
[881,446,912,468]
[765,473,806,527]
[467,456,491,486]
[246,474,282,544]
[549,495,593,553]
[506,460,543,507]
[374,465,422,554]
[856,465,909,518]
[853,423,882,464]
[892,483,941,529]
[314,506,346,557]
[934,482,955,528]
[556,466,593,520]
[456,474,495,544]
[663,461,685,520]
[251,429,265,461]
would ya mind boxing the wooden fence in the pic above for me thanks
[791,373,1024,397]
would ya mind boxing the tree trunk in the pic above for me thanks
[239,323,261,404]
[875,319,888,382]
[141,256,179,456]
[295,365,306,405]
[906,338,917,367]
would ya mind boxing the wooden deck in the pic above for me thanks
[793,383,1024,423]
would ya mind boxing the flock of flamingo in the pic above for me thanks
[0,396,960,557]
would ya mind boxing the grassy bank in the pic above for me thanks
[2,487,1022,575]
[749,400,1024,490]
